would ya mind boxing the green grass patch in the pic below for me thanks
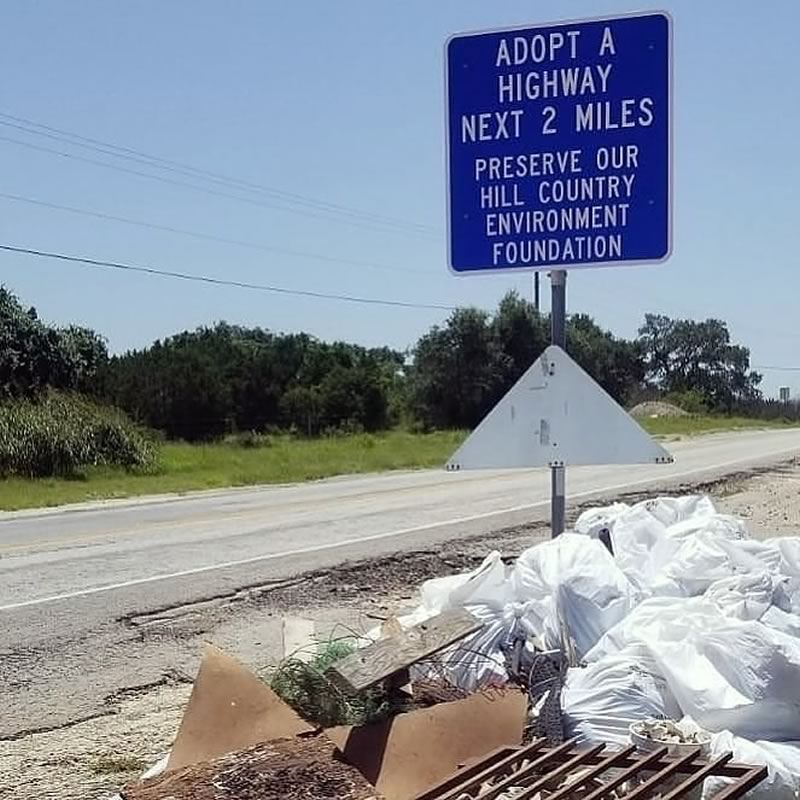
[0,430,466,511]
[639,414,795,437]
[0,418,796,513]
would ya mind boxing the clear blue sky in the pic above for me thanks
[2,1,797,394]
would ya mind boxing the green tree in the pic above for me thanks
[410,291,645,430]
[568,314,645,403]
[411,307,500,429]
[490,291,549,398]
[0,286,108,398]
[637,314,761,410]
[280,385,322,435]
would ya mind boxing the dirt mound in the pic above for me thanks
[630,401,689,418]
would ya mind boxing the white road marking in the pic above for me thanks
[1,448,797,613]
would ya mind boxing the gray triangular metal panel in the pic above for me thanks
[446,346,673,470]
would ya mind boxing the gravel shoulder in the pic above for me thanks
[3,460,800,800]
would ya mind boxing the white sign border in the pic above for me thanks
[443,9,674,276]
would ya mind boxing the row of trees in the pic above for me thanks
[410,293,644,429]
[100,325,404,440]
[0,285,772,441]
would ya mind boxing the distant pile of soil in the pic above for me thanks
[630,401,690,418]
[122,736,379,800]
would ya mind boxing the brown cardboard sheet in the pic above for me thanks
[326,689,527,800]
[166,644,314,771]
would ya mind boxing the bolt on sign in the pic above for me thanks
[445,12,672,273]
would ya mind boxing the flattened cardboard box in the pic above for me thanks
[167,645,526,800]
[167,645,314,771]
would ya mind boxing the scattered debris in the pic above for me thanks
[114,494,800,800]
[166,645,313,773]
[270,640,413,727]
[326,688,526,800]
[327,608,483,694]
[630,719,711,750]
[122,736,378,800]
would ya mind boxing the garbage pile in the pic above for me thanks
[117,495,800,800]
[396,495,800,799]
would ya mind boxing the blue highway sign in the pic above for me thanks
[446,12,672,273]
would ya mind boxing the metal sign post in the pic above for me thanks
[550,269,567,536]
[444,12,673,537]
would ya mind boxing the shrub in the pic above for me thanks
[267,640,411,727]
[0,392,159,478]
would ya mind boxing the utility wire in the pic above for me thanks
[0,113,438,237]
[0,134,440,239]
[0,243,457,311]
[752,365,800,372]
[0,111,436,234]
[0,191,434,277]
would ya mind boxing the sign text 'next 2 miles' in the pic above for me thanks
[446,12,672,273]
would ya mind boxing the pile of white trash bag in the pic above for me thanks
[400,496,800,800]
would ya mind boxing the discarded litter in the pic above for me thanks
[118,495,800,800]
[629,718,712,753]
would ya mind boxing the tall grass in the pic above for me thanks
[0,392,159,478]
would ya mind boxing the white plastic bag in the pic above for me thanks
[585,596,721,662]
[419,550,514,613]
[704,572,780,621]
[574,502,630,538]
[401,552,518,691]
[512,534,638,659]
[695,621,800,740]
[586,598,800,740]
[650,528,768,598]
[600,497,717,592]
[773,538,800,578]
[703,731,800,800]
[561,645,681,745]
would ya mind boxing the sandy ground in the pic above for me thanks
[3,460,800,800]
[714,461,800,536]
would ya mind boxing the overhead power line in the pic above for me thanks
[752,365,800,372]
[0,191,433,277]
[0,243,457,311]
[0,134,440,239]
[0,112,438,238]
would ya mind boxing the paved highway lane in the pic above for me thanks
[3,429,800,612]
[2,428,800,737]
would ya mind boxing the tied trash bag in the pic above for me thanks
[693,621,800,741]
[704,572,783,621]
[417,550,515,614]
[561,645,681,745]
[651,529,772,598]
[772,537,800,577]
[587,598,800,742]
[585,496,717,593]
[512,533,638,660]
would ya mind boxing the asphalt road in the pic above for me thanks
[2,428,800,737]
